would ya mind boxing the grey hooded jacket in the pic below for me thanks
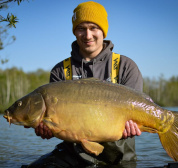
[49,40,143,164]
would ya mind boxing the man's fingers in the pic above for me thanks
[39,122,44,135]
[125,121,131,136]
[123,120,142,139]
[129,120,136,136]
[35,122,43,136]
[122,129,127,139]
[43,125,48,136]
[134,122,141,136]
[35,126,40,136]
[34,122,54,139]
[47,129,54,138]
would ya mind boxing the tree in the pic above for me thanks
[0,0,19,64]
[0,68,50,113]
[0,0,21,27]
[0,23,16,64]
[0,1,28,25]
[0,0,30,63]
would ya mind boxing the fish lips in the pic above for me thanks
[4,109,13,125]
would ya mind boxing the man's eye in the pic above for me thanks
[91,27,98,30]
[78,27,84,30]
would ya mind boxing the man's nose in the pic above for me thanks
[84,29,92,39]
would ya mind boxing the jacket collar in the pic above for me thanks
[71,40,114,64]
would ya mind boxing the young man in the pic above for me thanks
[29,1,142,167]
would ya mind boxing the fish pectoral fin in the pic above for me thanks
[81,139,104,156]
[43,117,59,131]
[140,125,158,133]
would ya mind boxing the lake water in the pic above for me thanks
[0,107,178,168]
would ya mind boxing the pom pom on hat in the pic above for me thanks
[72,1,108,38]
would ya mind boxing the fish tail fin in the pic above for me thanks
[159,111,178,161]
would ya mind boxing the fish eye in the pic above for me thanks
[17,101,22,107]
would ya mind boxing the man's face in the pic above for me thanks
[74,22,104,60]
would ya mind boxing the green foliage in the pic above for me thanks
[0,0,23,28]
[0,13,18,28]
[0,68,49,113]
[143,75,178,107]
[27,69,50,92]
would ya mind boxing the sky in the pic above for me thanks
[1,0,178,79]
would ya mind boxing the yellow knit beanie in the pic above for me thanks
[72,1,108,38]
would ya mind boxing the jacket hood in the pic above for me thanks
[71,40,114,64]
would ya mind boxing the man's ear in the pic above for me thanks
[73,26,77,36]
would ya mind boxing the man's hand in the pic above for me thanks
[122,120,141,139]
[24,122,53,139]
[35,122,54,139]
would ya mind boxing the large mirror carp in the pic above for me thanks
[4,78,178,161]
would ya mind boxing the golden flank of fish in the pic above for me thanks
[3,78,178,161]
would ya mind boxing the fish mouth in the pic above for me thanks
[4,110,12,126]
[3,110,25,126]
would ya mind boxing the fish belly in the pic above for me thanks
[45,101,126,143]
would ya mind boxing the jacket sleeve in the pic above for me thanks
[119,55,143,92]
[49,61,65,82]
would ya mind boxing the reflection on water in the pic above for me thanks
[0,107,177,168]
